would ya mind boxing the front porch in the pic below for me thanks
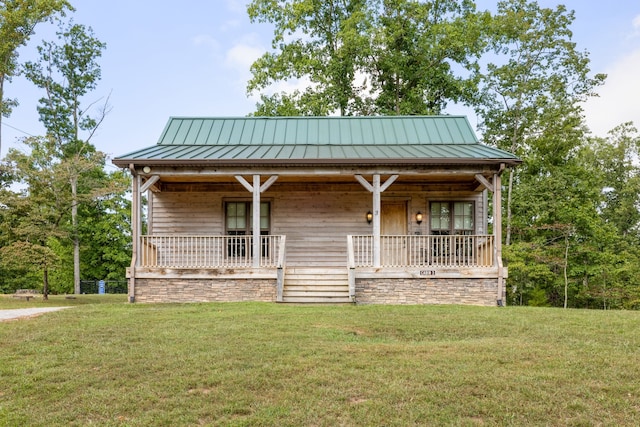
[128,234,505,305]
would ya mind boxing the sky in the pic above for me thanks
[2,0,640,170]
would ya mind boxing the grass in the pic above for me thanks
[1,301,639,426]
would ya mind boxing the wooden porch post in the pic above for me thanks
[372,174,381,267]
[129,168,141,303]
[234,175,279,268]
[493,171,504,305]
[252,175,261,268]
[355,174,398,268]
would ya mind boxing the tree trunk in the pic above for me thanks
[72,177,80,294]
[563,232,569,309]
[43,268,49,301]
[0,76,4,155]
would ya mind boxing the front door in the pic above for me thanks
[381,201,407,265]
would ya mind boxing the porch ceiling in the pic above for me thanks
[142,171,490,192]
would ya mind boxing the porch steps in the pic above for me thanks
[282,267,352,304]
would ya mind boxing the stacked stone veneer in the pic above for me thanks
[355,278,502,306]
[132,278,276,303]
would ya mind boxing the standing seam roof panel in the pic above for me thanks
[194,120,213,145]
[174,120,194,145]
[160,119,181,145]
[237,120,253,145]
[185,119,203,145]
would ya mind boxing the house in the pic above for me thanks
[112,116,520,305]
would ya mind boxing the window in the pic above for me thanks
[430,202,474,235]
[225,202,270,257]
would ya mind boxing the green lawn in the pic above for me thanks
[1,300,638,426]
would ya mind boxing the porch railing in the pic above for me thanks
[349,235,495,268]
[139,235,285,268]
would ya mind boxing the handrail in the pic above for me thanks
[140,235,284,268]
[348,235,495,268]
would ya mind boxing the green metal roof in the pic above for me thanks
[113,116,520,166]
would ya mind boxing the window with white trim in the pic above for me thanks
[225,202,270,257]
[430,202,474,235]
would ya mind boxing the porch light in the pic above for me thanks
[142,166,151,174]
[416,212,423,224]
[366,211,373,224]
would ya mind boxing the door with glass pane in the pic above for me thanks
[430,201,474,264]
[225,202,270,259]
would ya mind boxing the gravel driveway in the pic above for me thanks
[0,307,72,321]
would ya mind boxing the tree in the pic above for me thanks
[0,0,71,152]
[247,0,372,116]
[76,170,131,283]
[0,136,71,298]
[368,0,488,115]
[247,0,490,117]
[591,123,640,241]
[23,20,109,294]
[476,0,605,246]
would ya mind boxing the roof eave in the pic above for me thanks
[112,157,522,169]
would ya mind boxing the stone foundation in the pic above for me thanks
[131,278,277,303]
[355,277,502,306]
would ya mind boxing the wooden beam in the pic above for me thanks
[234,175,254,192]
[140,175,160,193]
[373,175,381,267]
[354,174,399,268]
[474,174,494,192]
[260,175,279,193]
[129,174,141,303]
[493,173,504,305]
[234,175,278,267]
[253,175,261,268]
[354,174,373,192]
[380,175,399,192]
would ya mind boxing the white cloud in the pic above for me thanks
[583,49,640,136]
[631,14,640,38]
[225,0,246,14]
[224,36,266,89]
[220,19,242,32]
[225,43,263,72]
[192,34,221,52]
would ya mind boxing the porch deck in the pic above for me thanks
[138,234,495,269]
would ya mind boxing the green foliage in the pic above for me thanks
[18,18,124,294]
[0,0,71,151]
[0,134,130,293]
[248,0,372,116]
[370,0,488,114]
[477,0,605,154]
[77,170,131,281]
[45,236,73,293]
[247,0,489,116]
[22,20,107,148]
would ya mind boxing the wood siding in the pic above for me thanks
[150,184,486,267]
